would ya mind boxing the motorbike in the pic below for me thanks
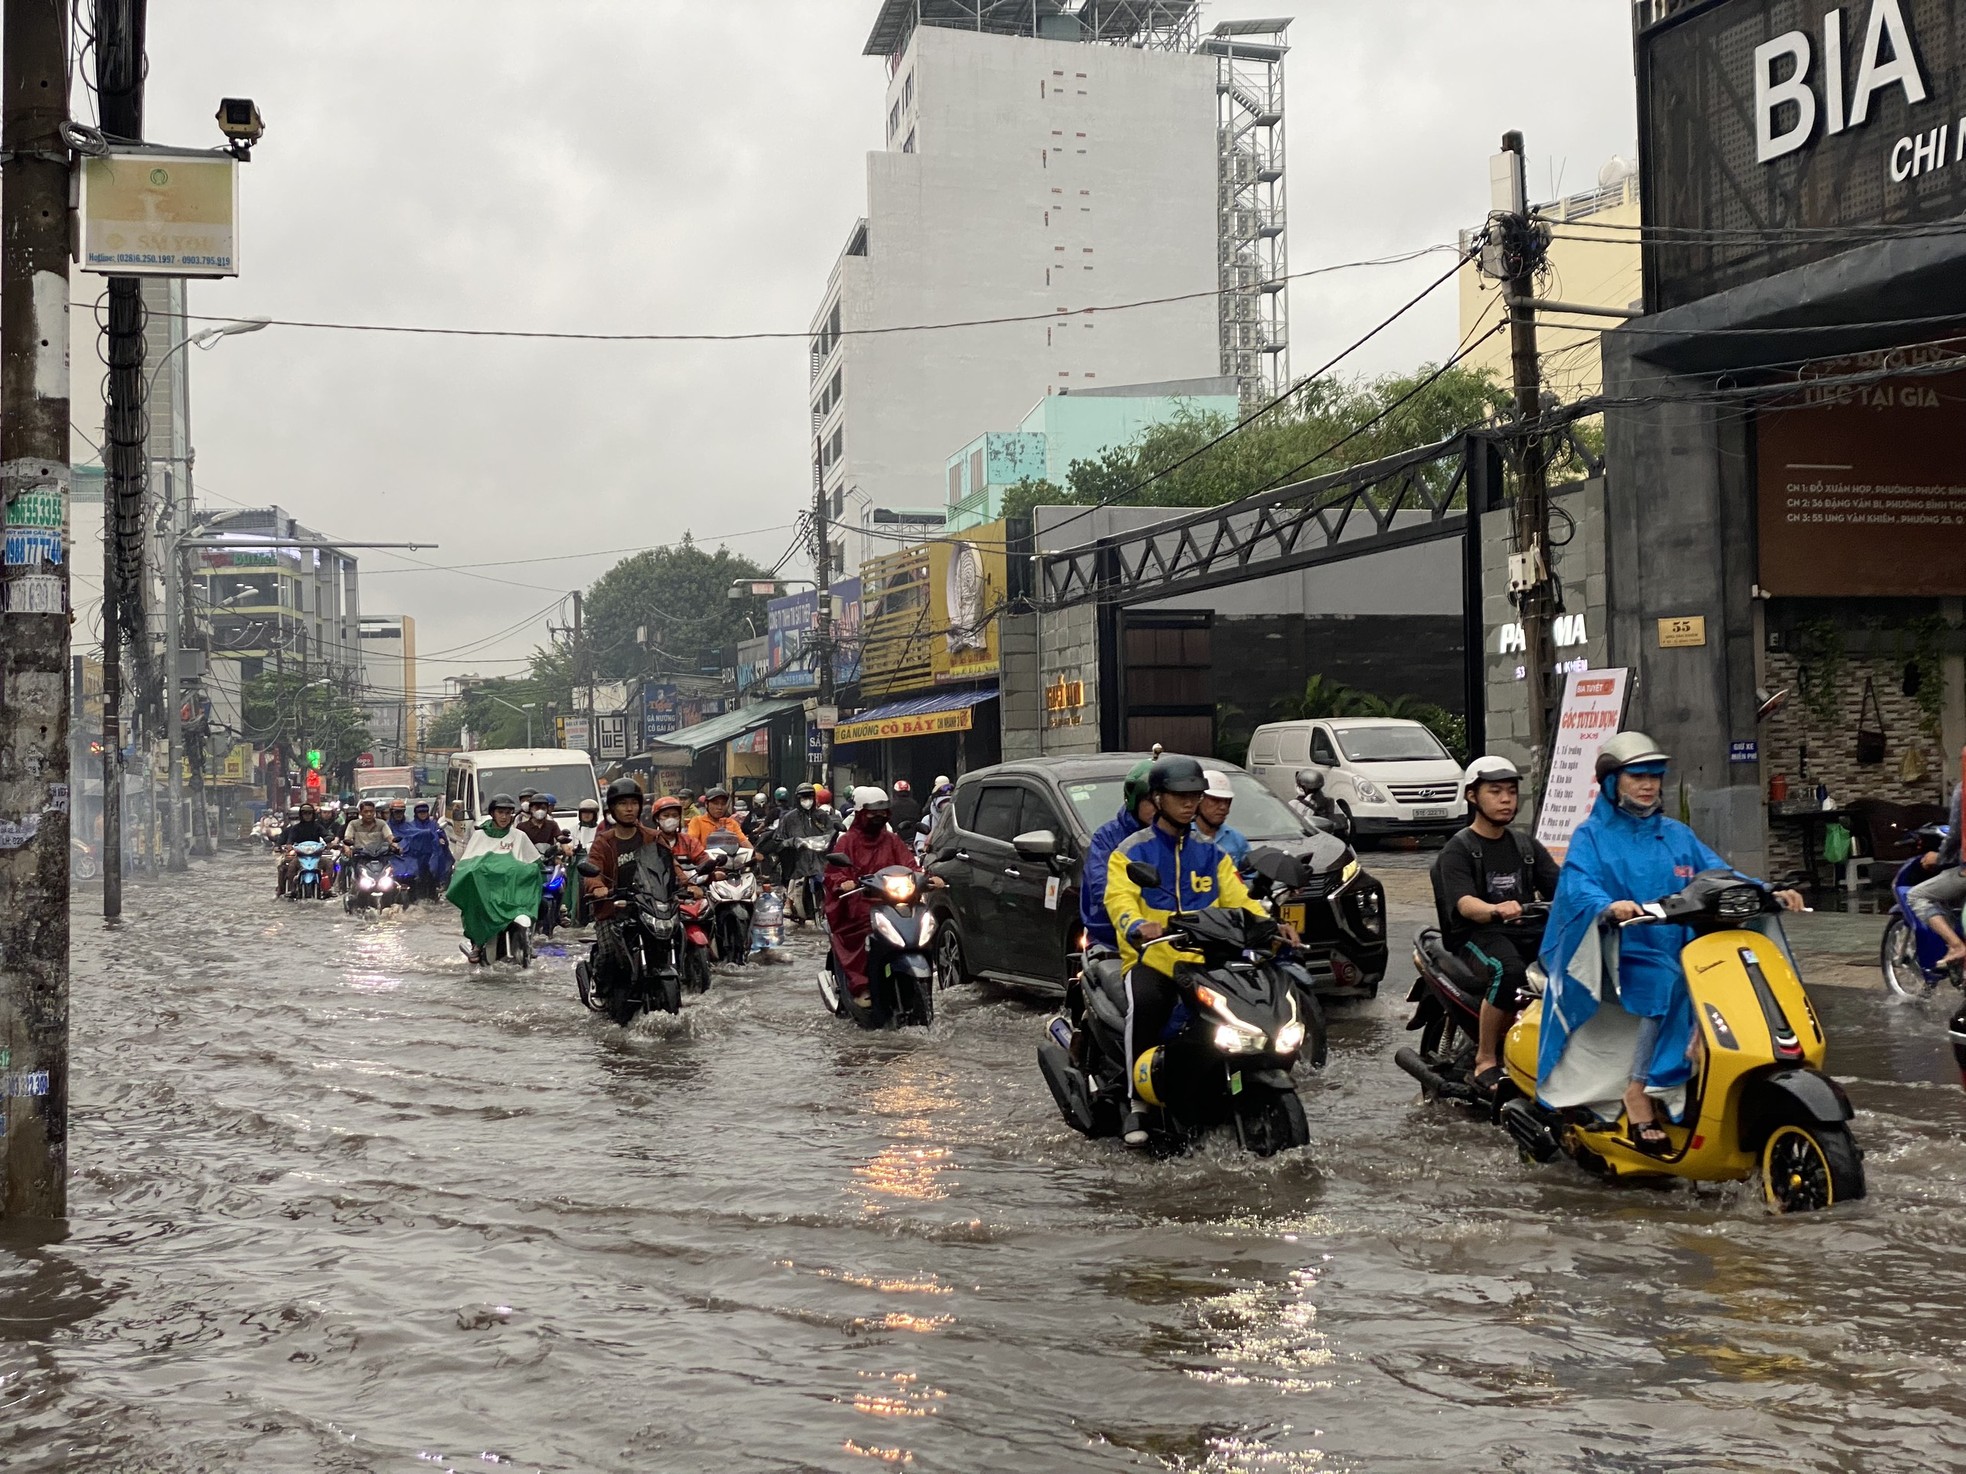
[782,833,831,929]
[703,832,760,967]
[70,836,100,882]
[1288,768,1351,840]
[1879,822,1962,1000]
[1395,903,1551,1111]
[537,836,574,938]
[575,851,682,1022]
[1039,870,1320,1157]
[345,853,400,914]
[290,840,335,901]
[1243,837,1387,1001]
[817,857,935,1030]
[1499,871,1864,1213]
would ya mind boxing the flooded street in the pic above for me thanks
[6,851,1966,1473]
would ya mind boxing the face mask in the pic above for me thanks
[800,798,814,810]
[857,812,886,834]
[659,816,681,835]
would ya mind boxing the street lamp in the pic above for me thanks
[483,693,536,747]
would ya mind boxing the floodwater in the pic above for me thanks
[5,850,1966,1472]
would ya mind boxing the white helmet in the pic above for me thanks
[1462,756,1522,797]
[1201,769,1236,800]
[852,785,890,810]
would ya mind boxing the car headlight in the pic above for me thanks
[873,913,908,948]
[1355,780,1390,805]
[918,909,937,946]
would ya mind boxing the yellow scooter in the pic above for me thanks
[1499,872,1865,1213]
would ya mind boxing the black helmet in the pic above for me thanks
[487,792,518,813]
[605,776,645,808]
[1147,755,1208,796]
[704,786,730,803]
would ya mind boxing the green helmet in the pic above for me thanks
[1122,759,1155,815]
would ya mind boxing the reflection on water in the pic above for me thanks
[1,858,1964,1471]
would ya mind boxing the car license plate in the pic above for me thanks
[1414,806,1452,820]
[1280,901,1309,933]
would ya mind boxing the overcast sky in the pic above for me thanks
[91,0,1637,686]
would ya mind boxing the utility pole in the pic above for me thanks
[813,442,834,785]
[571,590,591,739]
[96,0,148,918]
[1494,131,1555,776]
[1,0,74,1217]
[162,466,185,870]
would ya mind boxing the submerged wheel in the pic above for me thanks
[1879,916,1935,999]
[817,963,846,1018]
[1760,1124,1865,1213]
[1243,1090,1310,1157]
[656,970,682,1015]
[684,947,713,994]
[932,923,967,992]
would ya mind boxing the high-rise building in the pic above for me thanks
[359,616,418,764]
[813,2,1290,579]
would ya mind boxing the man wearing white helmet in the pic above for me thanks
[1431,755,1561,1095]
[823,785,925,999]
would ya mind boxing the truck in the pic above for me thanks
[354,766,416,806]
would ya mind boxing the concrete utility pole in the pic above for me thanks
[1495,131,1555,774]
[1,0,74,1218]
[96,0,148,919]
[813,441,834,785]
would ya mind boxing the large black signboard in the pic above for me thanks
[1640,0,1966,311]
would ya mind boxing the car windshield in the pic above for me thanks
[473,764,598,810]
[1334,725,1449,762]
[1059,768,1307,841]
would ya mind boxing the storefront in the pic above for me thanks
[830,687,1002,791]
[1605,0,1966,879]
[630,698,804,796]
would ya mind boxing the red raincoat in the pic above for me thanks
[825,819,919,992]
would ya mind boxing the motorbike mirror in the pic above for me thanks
[1308,815,1341,836]
[825,851,854,868]
[1125,860,1164,889]
[1294,768,1325,795]
[576,860,601,877]
[1012,828,1057,861]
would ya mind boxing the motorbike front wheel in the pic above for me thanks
[656,968,682,1015]
[684,947,713,995]
[1240,1089,1310,1157]
[1759,1123,1865,1212]
[817,961,848,1018]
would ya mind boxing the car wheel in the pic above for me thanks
[932,922,968,991]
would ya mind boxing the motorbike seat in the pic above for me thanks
[1416,928,1483,997]
[1084,953,1127,1007]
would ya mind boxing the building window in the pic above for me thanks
[949,464,964,502]
[902,129,915,155]
[888,103,900,139]
[901,73,913,111]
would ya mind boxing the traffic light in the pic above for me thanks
[306,749,324,770]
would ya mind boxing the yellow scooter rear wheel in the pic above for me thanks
[1759,1123,1864,1213]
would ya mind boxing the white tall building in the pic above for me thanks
[812,2,1289,579]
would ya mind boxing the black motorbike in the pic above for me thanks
[1395,903,1550,1111]
[344,853,399,914]
[817,857,935,1030]
[1244,837,1387,1001]
[1040,865,1323,1157]
[576,851,684,1024]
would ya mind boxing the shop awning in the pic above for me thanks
[835,686,998,745]
[635,698,802,763]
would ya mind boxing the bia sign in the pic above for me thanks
[1640,0,1966,310]
[1755,0,1951,174]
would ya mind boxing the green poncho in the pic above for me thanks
[447,823,544,947]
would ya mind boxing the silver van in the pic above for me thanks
[1246,718,1463,838]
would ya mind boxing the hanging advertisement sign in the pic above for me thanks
[931,522,1005,684]
[81,152,239,277]
[834,705,975,746]
[563,717,592,752]
[595,715,627,759]
[1535,667,1631,861]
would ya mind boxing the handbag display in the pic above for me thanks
[1855,677,1887,766]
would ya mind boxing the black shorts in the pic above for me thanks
[1459,925,1543,1008]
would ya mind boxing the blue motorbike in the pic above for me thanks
[1880,822,1963,999]
[290,840,335,901]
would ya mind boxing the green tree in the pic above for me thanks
[583,535,773,681]
[243,671,372,783]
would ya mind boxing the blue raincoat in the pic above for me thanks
[395,816,453,889]
[1537,784,1732,1106]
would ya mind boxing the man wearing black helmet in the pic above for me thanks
[772,781,832,925]
[1432,756,1562,1094]
[274,800,333,897]
[582,777,672,921]
[1104,754,1287,1146]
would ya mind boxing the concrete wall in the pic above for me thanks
[823,27,1222,578]
[1482,479,1608,773]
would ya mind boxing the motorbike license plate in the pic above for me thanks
[1280,901,1309,933]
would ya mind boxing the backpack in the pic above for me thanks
[1429,825,1537,934]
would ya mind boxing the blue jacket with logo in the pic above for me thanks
[1105,821,1264,978]
[1080,809,1144,951]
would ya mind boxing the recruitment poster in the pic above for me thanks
[1535,667,1629,861]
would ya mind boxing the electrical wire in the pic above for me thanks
[143,245,1462,347]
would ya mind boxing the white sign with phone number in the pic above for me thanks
[1534,667,1630,862]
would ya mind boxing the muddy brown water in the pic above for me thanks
[3,852,1964,1472]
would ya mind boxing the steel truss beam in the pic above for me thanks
[1038,433,1490,609]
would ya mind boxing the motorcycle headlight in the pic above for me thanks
[918,909,937,946]
[1212,1022,1269,1055]
[379,876,394,890]
[882,874,919,903]
[358,875,374,890]
[1275,1019,1305,1053]
[873,913,908,948]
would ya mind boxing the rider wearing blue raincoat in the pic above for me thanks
[1537,732,1733,1139]
[393,800,453,895]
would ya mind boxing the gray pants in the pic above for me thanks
[1908,866,1966,927]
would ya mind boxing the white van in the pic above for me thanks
[1245,718,1464,839]
[446,749,600,824]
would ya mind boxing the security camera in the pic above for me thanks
[215,98,264,148]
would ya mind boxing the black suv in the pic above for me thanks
[922,753,1388,1000]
